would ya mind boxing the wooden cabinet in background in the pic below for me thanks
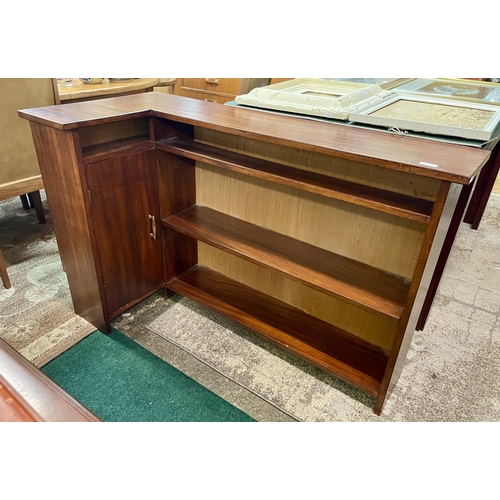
[173,78,270,104]
[269,78,294,85]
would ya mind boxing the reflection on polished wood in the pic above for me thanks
[58,78,161,102]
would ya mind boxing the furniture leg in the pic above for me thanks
[20,194,30,210]
[27,190,46,224]
[0,250,11,289]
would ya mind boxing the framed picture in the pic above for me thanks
[395,78,500,105]
[348,94,500,141]
[235,78,392,120]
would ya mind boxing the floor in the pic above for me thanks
[3,190,499,421]
[111,292,298,422]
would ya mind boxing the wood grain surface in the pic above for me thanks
[19,92,490,184]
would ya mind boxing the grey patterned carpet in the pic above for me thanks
[0,194,94,367]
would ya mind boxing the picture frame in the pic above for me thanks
[235,78,392,120]
[395,78,500,105]
[348,93,500,141]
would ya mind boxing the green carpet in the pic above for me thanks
[41,328,255,422]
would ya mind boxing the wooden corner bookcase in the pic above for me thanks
[19,92,490,414]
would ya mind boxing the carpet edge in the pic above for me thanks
[145,323,302,422]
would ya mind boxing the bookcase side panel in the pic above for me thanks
[375,181,461,413]
[29,123,106,331]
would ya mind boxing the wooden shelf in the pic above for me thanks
[162,205,410,321]
[167,264,389,397]
[156,137,434,223]
[82,134,153,164]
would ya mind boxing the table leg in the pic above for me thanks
[0,250,11,289]
[27,191,46,224]
[20,194,30,210]
[464,145,500,230]
[416,181,474,331]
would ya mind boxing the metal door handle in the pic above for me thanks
[149,214,156,240]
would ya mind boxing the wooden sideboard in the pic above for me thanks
[173,78,270,104]
[19,93,489,414]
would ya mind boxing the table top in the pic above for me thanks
[19,91,491,185]
[57,78,163,101]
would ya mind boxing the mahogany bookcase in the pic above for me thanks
[19,93,489,414]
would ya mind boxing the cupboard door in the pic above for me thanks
[86,149,163,317]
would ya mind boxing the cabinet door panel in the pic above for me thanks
[86,149,163,316]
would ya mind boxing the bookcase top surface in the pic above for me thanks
[19,91,490,184]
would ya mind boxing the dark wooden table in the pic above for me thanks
[416,130,500,330]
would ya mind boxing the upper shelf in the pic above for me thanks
[156,137,434,223]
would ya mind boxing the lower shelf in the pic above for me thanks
[167,264,389,398]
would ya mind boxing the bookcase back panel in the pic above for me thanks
[195,128,441,202]
[78,118,150,148]
[196,163,426,279]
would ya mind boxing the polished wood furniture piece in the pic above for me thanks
[463,140,500,229]
[57,78,161,103]
[0,338,99,422]
[19,92,489,414]
[269,78,294,85]
[415,123,500,330]
[173,78,270,104]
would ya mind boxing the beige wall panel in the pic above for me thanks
[196,163,426,279]
[198,243,397,351]
[0,78,56,192]
[195,128,441,201]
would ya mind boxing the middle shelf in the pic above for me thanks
[162,205,410,321]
